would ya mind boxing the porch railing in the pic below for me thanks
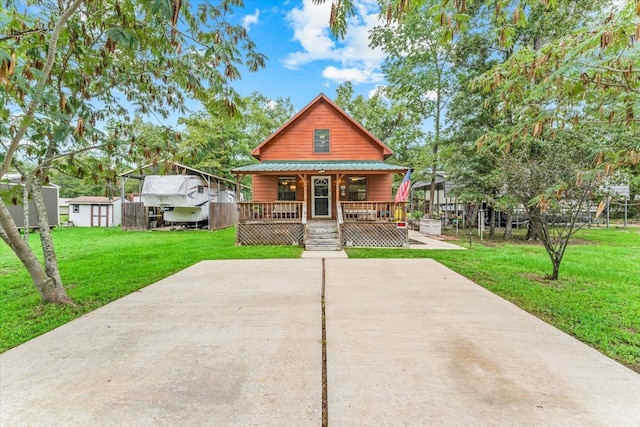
[237,201,304,223]
[339,201,408,223]
[237,201,406,223]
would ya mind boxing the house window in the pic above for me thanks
[72,204,80,213]
[314,129,330,153]
[197,185,204,194]
[278,177,297,200]
[348,177,367,201]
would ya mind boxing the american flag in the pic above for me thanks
[394,169,412,202]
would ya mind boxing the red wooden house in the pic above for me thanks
[232,93,410,249]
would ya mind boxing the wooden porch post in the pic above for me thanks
[235,174,241,245]
[299,174,307,220]
[336,173,344,218]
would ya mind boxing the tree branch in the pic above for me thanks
[561,75,640,94]
[0,0,84,179]
[0,27,51,43]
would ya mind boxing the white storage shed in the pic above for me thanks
[67,196,122,227]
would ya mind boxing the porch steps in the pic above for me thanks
[305,220,342,251]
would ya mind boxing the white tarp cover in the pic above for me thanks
[142,175,211,207]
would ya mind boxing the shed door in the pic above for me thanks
[91,204,109,227]
[312,176,331,218]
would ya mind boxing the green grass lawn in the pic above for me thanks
[346,226,640,373]
[0,227,302,352]
[1,225,639,373]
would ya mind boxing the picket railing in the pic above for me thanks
[339,201,407,222]
[237,201,304,223]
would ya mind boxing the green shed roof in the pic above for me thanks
[232,161,408,174]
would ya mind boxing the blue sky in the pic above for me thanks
[15,0,388,128]
[226,0,386,111]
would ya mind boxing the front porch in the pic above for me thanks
[236,201,409,248]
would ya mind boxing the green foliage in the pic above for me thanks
[370,10,456,124]
[370,7,458,216]
[441,0,638,276]
[312,0,357,39]
[1,0,266,180]
[50,168,113,198]
[178,92,295,179]
[443,29,502,206]
[0,227,302,351]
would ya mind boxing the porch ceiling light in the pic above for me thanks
[318,169,325,173]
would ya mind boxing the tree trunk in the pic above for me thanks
[429,87,442,219]
[525,220,538,240]
[542,238,563,281]
[429,167,437,219]
[0,198,71,304]
[489,207,496,238]
[22,185,29,242]
[524,208,540,240]
[466,202,480,227]
[550,258,560,280]
[529,213,565,280]
[503,212,513,240]
[30,179,66,290]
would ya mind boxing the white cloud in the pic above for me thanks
[322,66,382,84]
[242,9,260,31]
[283,0,385,84]
[283,0,336,68]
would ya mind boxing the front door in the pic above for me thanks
[312,176,331,218]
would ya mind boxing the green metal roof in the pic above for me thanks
[232,161,408,173]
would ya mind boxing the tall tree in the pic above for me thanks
[0,0,265,303]
[370,9,457,218]
[443,29,504,234]
[178,92,295,177]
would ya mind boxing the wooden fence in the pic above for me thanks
[121,202,147,231]
[122,202,237,231]
[209,202,237,230]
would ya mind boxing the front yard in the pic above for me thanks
[0,227,301,352]
[2,225,638,373]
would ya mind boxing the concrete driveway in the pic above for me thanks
[2,259,639,426]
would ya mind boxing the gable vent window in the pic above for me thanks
[314,129,330,153]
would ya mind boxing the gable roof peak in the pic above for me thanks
[250,93,394,160]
